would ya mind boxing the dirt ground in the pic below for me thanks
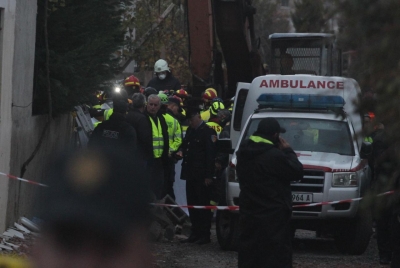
[152,224,382,268]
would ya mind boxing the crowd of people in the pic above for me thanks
[87,59,233,243]
[24,58,400,268]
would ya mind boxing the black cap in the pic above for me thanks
[256,117,286,136]
[185,107,201,120]
[38,145,152,237]
[113,99,128,113]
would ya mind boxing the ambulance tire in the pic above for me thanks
[334,208,373,255]
[216,210,239,251]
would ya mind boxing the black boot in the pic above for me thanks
[180,234,200,243]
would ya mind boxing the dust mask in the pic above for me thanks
[158,73,166,80]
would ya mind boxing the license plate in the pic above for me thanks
[292,193,313,203]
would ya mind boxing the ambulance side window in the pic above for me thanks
[233,89,249,131]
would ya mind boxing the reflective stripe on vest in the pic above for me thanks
[206,121,222,135]
[149,116,164,158]
[249,135,274,145]
[104,108,113,121]
[163,113,182,152]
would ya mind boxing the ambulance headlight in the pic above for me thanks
[332,173,358,187]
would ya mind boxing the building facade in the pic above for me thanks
[0,0,72,231]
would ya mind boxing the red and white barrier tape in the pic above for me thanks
[0,172,48,187]
[153,190,396,210]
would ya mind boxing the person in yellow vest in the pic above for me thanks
[206,99,225,135]
[200,88,218,121]
[161,97,183,200]
[145,94,169,200]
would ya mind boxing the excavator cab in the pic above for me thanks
[269,33,342,77]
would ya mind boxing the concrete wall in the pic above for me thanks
[0,0,74,231]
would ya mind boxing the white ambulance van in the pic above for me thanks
[217,74,372,255]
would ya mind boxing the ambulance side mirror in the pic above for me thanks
[218,139,234,154]
[360,141,372,159]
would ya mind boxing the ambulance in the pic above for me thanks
[217,74,372,255]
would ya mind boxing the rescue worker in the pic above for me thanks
[174,88,190,106]
[200,88,218,121]
[158,93,169,115]
[88,98,137,158]
[161,97,183,200]
[236,117,303,267]
[177,108,217,245]
[371,123,394,265]
[206,99,225,135]
[144,87,158,100]
[145,94,169,200]
[126,93,153,166]
[218,109,232,139]
[147,59,181,92]
[32,145,153,268]
[124,75,141,97]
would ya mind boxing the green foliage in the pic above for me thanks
[121,0,190,85]
[33,0,130,116]
[291,0,327,33]
[336,0,400,144]
[252,0,290,65]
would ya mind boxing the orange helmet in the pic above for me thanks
[202,89,217,101]
[124,75,140,87]
[175,89,189,99]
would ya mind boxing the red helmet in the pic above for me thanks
[172,95,184,106]
[175,89,189,99]
[202,89,217,101]
[124,75,140,87]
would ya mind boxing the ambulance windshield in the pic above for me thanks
[242,118,354,156]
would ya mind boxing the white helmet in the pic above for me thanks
[154,59,170,73]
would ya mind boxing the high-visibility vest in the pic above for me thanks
[149,116,164,158]
[163,113,182,153]
[249,135,274,145]
[364,136,373,143]
[201,109,210,122]
[206,121,222,136]
[104,108,113,121]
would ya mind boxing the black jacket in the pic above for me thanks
[145,111,170,164]
[237,137,303,216]
[180,122,217,181]
[126,108,153,162]
[146,73,181,92]
[89,113,137,158]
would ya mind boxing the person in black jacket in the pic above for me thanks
[236,117,303,268]
[146,59,181,92]
[145,94,169,200]
[126,93,153,165]
[177,108,217,245]
[88,99,137,158]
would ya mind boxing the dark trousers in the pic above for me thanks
[391,213,400,268]
[186,179,213,238]
[162,157,176,200]
[148,158,164,200]
[377,207,393,259]
[239,210,293,268]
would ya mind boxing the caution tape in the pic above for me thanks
[152,190,396,210]
[0,172,48,187]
